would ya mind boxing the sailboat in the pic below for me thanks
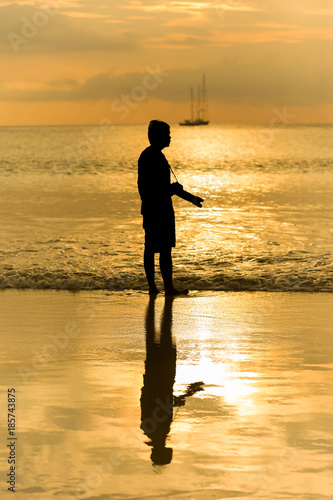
[179,74,209,126]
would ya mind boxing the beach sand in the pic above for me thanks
[0,290,333,499]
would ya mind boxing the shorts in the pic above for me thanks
[143,213,176,253]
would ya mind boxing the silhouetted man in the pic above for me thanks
[138,120,204,295]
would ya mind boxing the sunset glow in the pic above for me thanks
[1,0,332,125]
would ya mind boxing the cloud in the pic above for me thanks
[147,33,210,48]
[47,78,79,88]
[1,0,332,114]
[1,39,332,107]
[120,0,261,14]
[0,4,139,54]
[1,0,332,57]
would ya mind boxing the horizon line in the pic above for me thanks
[0,122,332,128]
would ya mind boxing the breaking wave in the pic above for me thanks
[1,266,332,292]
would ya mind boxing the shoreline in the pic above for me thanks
[1,288,333,294]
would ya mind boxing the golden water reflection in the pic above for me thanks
[0,291,332,499]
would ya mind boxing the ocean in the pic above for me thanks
[0,123,332,292]
[1,123,333,500]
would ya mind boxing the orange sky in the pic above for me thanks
[0,0,332,125]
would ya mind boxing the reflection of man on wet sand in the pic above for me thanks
[140,297,204,466]
[138,120,204,296]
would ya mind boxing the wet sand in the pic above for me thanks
[0,290,333,499]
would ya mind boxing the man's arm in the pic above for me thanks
[171,182,204,207]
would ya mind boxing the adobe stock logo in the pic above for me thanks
[7,0,68,54]
[270,107,297,127]
[51,64,169,179]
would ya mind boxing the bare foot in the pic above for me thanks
[165,287,189,296]
[149,285,159,296]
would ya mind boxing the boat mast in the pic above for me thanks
[202,74,206,121]
[197,84,201,120]
[179,74,209,125]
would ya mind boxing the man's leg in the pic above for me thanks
[160,246,173,291]
[160,247,189,296]
[144,245,159,295]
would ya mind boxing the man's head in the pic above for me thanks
[151,446,173,465]
[148,120,171,149]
